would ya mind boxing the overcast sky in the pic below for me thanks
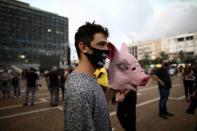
[20,0,197,60]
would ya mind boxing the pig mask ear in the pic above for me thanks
[120,43,129,53]
[107,42,118,60]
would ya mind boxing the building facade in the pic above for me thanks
[161,32,197,60]
[128,32,197,61]
[128,40,161,60]
[0,0,69,67]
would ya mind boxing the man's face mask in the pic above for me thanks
[84,44,109,68]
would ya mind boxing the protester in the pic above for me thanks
[94,67,109,93]
[152,60,174,119]
[186,89,197,114]
[23,67,39,106]
[46,66,60,107]
[1,67,12,98]
[116,89,137,131]
[59,66,73,103]
[183,66,195,101]
[64,22,111,131]
[12,70,20,98]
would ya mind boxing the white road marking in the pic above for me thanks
[21,90,49,96]
[36,93,50,96]
[21,88,48,92]
[0,83,184,119]
[110,97,160,116]
[0,107,58,120]
[110,111,116,116]
[138,86,157,92]
[110,94,185,117]
[0,95,63,110]
[40,98,48,102]
[56,106,63,111]
[0,101,47,110]
[169,96,185,100]
[136,97,160,107]
[138,84,181,92]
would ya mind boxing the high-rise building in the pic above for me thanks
[0,0,69,67]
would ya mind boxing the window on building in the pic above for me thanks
[177,37,184,42]
[186,36,194,41]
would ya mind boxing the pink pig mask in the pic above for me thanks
[107,43,149,91]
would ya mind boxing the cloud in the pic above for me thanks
[55,0,155,57]
[20,0,197,60]
[136,1,197,40]
[65,0,197,59]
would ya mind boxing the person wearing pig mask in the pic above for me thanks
[152,60,174,119]
[107,43,149,131]
[115,89,137,131]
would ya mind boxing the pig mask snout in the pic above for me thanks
[140,76,149,86]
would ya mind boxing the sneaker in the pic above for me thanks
[164,112,174,116]
[159,114,168,119]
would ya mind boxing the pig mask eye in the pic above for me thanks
[116,60,130,71]
[116,62,138,72]
[118,63,129,71]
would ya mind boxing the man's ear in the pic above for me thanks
[78,42,88,53]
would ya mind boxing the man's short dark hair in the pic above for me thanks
[74,22,109,58]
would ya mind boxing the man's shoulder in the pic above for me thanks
[66,80,95,94]
[65,74,97,97]
[65,81,96,105]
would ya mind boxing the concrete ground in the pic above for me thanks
[0,74,196,131]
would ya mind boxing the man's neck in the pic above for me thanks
[74,60,96,77]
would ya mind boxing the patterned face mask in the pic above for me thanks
[84,45,109,68]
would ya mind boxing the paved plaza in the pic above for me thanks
[0,75,196,131]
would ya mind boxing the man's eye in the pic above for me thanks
[97,41,108,46]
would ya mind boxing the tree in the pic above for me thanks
[159,51,169,60]
[144,52,150,61]
[152,57,161,64]
[169,59,177,64]
[178,51,185,63]
[140,52,151,65]
[184,52,194,64]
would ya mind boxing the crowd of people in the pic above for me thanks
[63,22,196,131]
[0,66,20,98]
[0,22,197,131]
[0,65,73,107]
